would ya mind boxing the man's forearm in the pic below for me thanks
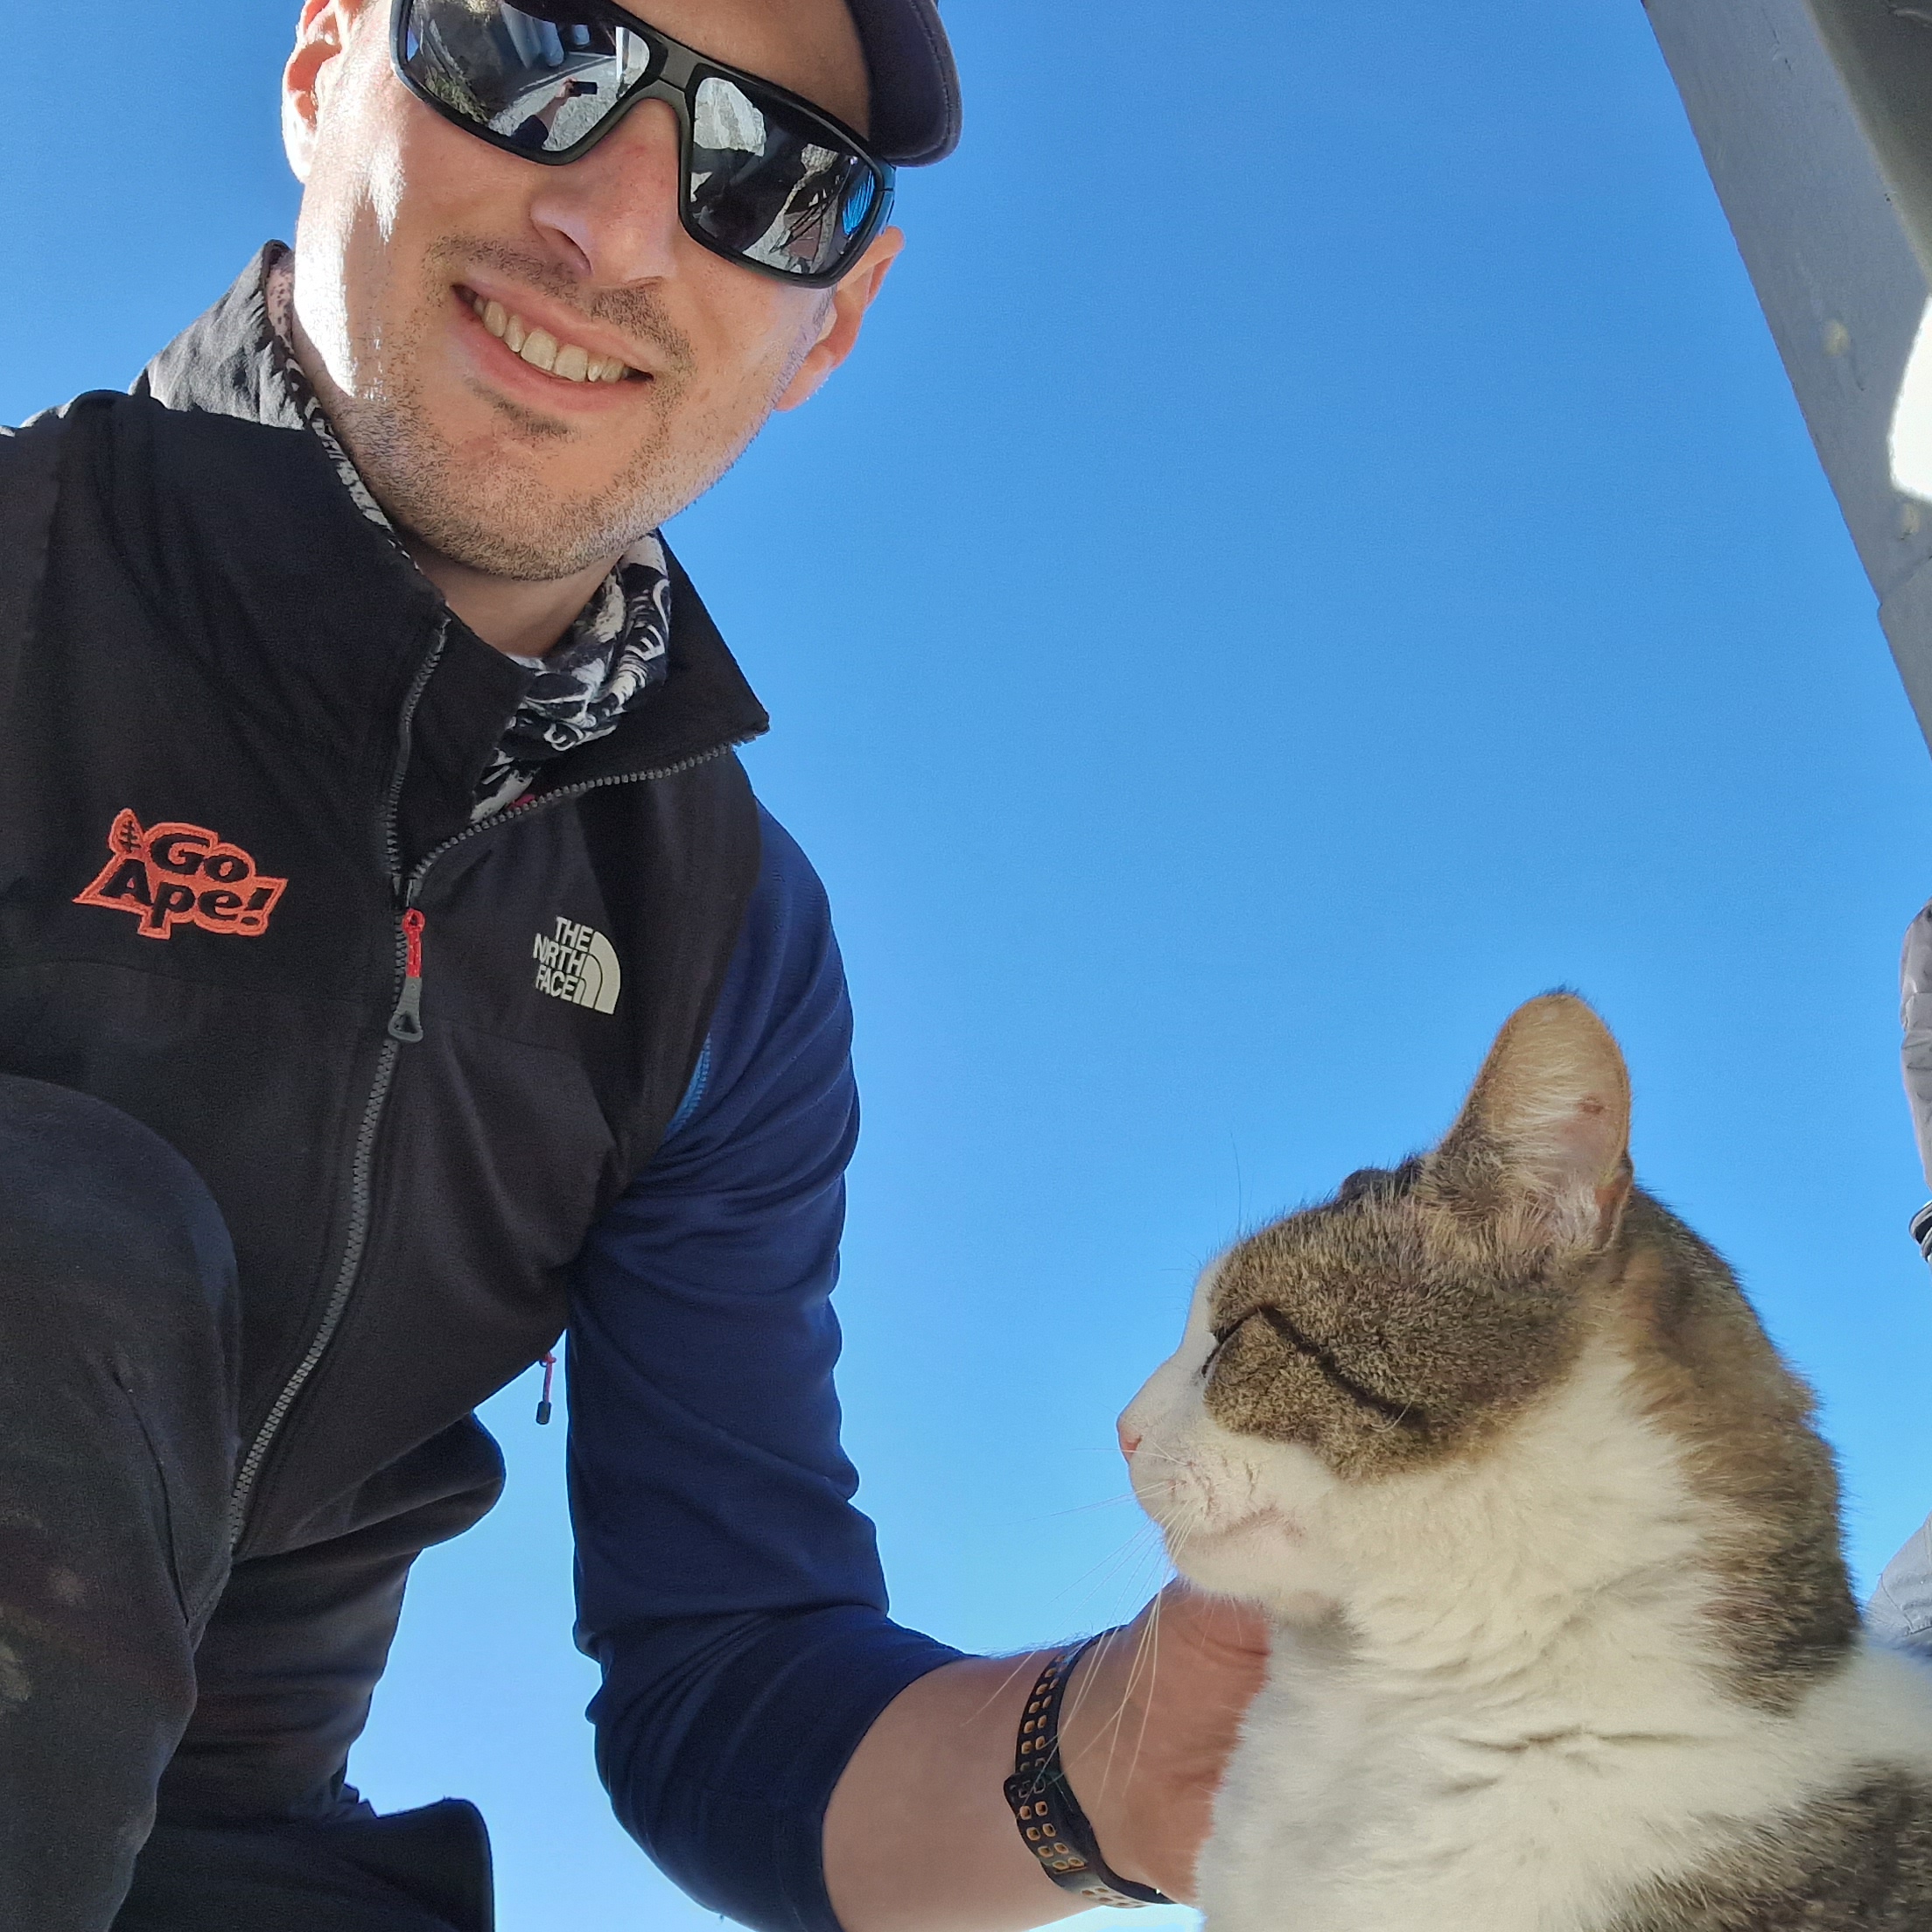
[822,1651,1086,1932]
[822,1586,1271,1931]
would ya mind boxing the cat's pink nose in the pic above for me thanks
[1117,1419,1142,1460]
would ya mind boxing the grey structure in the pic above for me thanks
[1644,0,1932,747]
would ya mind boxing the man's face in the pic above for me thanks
[284,0,898,582]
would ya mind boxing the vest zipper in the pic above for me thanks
[388,908,427,1041]
[225,1030,408,1548]
[225,625,447,1550]
[396,742,745,898]
[225,678,751,1550]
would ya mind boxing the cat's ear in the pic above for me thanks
[1428,993,1633,1253]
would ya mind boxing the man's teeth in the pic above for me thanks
[470,294,630,383]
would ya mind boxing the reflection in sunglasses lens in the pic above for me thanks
[405,0,650,154]
[687,77,877,279]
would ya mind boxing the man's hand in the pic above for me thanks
[823,1584,1270,1932]
[1058,1582,1271,1901]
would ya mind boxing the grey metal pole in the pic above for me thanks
[1647,0,1932,1244]
[1643,0,1932,744]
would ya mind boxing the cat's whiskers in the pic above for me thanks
[959,1649,1067,1734]
[1062,1606,1160,1804]
[1048,1491,1144,1517]
[1062,1534,1208,1812]
[950,1533,1174,1738]
[1055,1522,1175,1630]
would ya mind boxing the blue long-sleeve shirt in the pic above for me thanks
[568,804,962,1930]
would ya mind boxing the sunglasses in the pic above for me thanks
[391,0,896,288]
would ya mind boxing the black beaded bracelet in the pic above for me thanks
[1003,1638,1176,1911]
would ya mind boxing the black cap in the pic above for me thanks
[844,0,961,164]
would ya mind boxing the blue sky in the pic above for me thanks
[9,3,1932,1927]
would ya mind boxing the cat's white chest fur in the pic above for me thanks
[1183,1348,1932,1931]
[1199,1637,1932,1932]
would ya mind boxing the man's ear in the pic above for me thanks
[283,0,356,183]
[774,228,906,413]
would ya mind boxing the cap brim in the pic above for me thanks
[844,0,962,165]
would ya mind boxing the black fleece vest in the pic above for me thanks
[0,274,767,1561]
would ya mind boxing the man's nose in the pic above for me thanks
[526,97,685,285]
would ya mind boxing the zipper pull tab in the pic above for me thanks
[388,908,426,1043]
[536,1352,557,1426]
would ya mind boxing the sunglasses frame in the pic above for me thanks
[390,0,897,289]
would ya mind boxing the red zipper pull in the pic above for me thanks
[388,908,426,1042]
[536,1352,557,1425]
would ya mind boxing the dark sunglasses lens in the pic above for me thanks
[399,0,651,157]
[686,75,884,279]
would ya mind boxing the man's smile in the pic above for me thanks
[466,290,633,383]
[448,280,658,410]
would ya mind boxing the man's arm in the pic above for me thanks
[571,805,959,1929]
[571,805,1265,1931]
[824,1585,1269,1932]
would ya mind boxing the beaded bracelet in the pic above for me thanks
[1003,1637,1176,1910]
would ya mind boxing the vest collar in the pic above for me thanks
[136,243,312,435]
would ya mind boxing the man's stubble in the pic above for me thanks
[305,236,819,583]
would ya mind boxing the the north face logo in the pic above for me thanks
[75,811,288,940]
[533,918,622,1014]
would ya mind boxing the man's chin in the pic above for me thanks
[395,503,644,584]
[354,438,664,582]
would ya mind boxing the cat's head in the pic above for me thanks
[1123,992,1849,1657]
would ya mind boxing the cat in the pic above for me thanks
[1122,992,1932,1930]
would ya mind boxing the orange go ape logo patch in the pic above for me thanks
[74,811,289,940]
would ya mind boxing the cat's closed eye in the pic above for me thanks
[1200,1315,1247,1379]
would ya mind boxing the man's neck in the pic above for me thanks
[400,536,619,660]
